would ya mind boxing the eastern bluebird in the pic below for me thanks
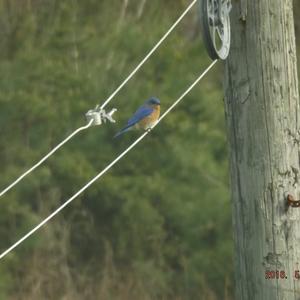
[114,97,161,138]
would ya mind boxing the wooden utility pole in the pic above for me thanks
[224,0,300,299]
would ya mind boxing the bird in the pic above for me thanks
[114,97,161,138]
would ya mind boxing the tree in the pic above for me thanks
[224,0,300,299]
[0,0,233,299]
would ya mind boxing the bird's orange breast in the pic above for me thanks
[137,105,160,130]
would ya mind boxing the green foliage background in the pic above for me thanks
[0,1,299,299]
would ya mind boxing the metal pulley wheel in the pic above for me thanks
[199,0,232,60]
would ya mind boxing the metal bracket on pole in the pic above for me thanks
[86,105,117,126]
[286,194,300,208]
[199,0,232,60]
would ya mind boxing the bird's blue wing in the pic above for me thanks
[126,105,154,127]
[114,105,154,138]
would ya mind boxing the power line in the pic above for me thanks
[0,0,197,198]
[0,120,93,198]
[158,61,217,122]
[100,0,198,110]
[0,60,218,260]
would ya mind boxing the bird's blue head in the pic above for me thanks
[145,97,160,106]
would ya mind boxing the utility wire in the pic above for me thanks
[100,0,198,110]
[0,120,93,198]
[0,0,197,198]
[0,60,218,261]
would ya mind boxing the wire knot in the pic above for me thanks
[86,106,117,126]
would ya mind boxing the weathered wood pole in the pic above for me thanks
[224,0,300,299]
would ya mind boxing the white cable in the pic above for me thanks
[156,61,218,125]
[0,0,197,198]
[0,60,218,260]
[100,0,198,109]
[0,120,93,198]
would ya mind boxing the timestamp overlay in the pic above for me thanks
[265,269,300,280]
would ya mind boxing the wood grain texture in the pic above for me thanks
[224,0,300,299]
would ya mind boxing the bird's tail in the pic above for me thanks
[113,126,132,138]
